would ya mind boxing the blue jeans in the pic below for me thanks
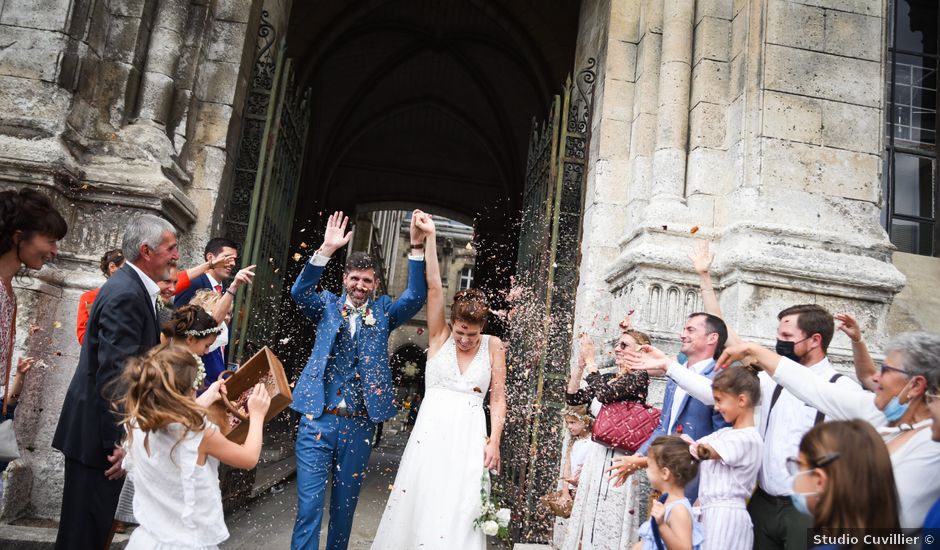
[291,413,375,550]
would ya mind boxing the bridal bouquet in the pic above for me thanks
[472,469,511,541]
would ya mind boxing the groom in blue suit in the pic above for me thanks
[290,211,428,550]
[610,313,728,500]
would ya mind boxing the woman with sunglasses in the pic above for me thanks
[718,332,940,530]
[560,314,651,550]
[789,419,904,550]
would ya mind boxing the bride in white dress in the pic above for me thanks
[372,213,507,550]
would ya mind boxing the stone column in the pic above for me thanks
[135,0,189,125]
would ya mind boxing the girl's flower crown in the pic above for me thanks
[184,325,223,337]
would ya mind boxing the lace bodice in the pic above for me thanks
[425,335,492,399]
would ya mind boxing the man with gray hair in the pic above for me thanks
[52,214,178,549]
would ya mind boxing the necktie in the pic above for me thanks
[214,284,222,294]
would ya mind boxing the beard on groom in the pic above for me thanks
[289,210,429,550]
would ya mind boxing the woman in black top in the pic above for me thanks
[559,317,651,550]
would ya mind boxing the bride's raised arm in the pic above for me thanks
[414,213,448,348]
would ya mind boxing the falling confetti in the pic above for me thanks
[661,225,668,231]
[690,225,700,234]
[52,321,62,329]
[292,253,302,262]
[300,242,309,249]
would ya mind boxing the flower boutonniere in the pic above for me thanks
[363,308,376,326]
[156,297,169,311]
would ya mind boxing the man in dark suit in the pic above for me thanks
[174,236,238,306]
[52,214,179,550]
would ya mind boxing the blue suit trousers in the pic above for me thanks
[291,414,376,550]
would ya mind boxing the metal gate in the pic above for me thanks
[223,10,312,363]
[502,59,596,542]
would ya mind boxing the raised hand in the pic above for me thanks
[414,212,436,237]
[320,211,353,256]
[578,333,596,371]
[716,342,760,370]
[618,310,635,333]
[16,356,36,375]
[209,251,236,270]
[228,265,256,292]
[623,344,671,376]
[409,209,426,245]
[689,240,714,275]
[835,313,862,343]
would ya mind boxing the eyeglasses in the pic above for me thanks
[879,364,910,377]
[785,453,841,476]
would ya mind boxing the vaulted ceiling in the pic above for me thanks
[286,0,581,228]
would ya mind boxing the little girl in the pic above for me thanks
[633,436,703,550]
[118,343,270,549]
[562,405,593,489]
[686,366,763,550]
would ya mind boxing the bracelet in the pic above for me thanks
[225,289,236,297]
[411,243,424,250]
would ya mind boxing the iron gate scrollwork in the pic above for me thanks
[503,59,596,542]
[224,11,312,362]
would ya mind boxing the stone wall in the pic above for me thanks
[573,0,903,358]
[0,0,267,521]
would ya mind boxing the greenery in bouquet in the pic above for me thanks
[472,469,510,542]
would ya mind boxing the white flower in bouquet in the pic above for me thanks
[496,508,510,528]
[482,520,500,536]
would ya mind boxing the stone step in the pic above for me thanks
[250,450,296,499]
[0,523,129,549]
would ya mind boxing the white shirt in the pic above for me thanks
[665,355,861,497]
[127,261,162,315]
[773,358,940,528]
[205,272,222,293]
[668,358,713,433]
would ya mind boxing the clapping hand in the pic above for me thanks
[835,313,862,343]
[320,211,353,256]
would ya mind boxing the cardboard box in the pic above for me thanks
[208,346,292,444]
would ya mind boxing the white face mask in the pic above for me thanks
[208,322,229,352]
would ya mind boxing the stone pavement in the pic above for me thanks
[222,429,406,549]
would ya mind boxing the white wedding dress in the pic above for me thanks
[372,335,492,550]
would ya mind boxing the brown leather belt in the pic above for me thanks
[322,406,368,418]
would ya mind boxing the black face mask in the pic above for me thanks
[775,339,803,363]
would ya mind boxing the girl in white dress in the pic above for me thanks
[372,213,507,550]
[116,343,271,550]
[685,366,763,550]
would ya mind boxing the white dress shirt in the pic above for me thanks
[668,358,714,433]
[206,272,222,293]
[773,357,940,528]
[127,261,162,314]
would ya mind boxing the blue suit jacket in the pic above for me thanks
[174,273,216,307]
[638,359,728,499]
[290,259,427,422]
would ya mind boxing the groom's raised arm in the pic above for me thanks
[292,210,353,322]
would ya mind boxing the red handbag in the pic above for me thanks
[591,401,661,453]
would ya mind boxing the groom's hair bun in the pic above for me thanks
[345,252,377,274]
[451,288,488,325]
